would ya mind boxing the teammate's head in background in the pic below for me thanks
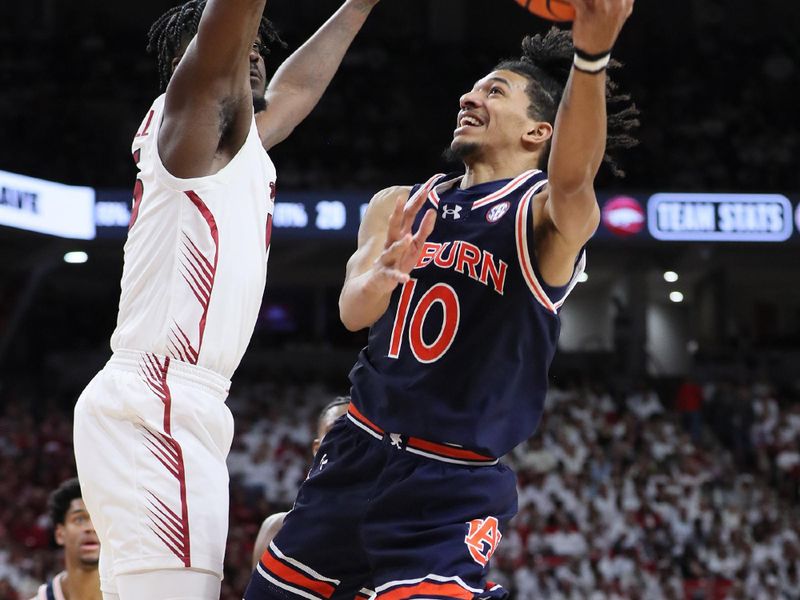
[312,396,350,456]
[49,478,100,569]
[448,27,638,176]
[146,0,286,111]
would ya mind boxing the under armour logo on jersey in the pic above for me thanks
[389,433,403,449]
[464,516,503,567]
[319,453,328,471]
[441,204,463,220]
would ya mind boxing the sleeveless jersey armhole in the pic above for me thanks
[514,178,586,313]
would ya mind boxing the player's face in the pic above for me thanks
[55,499,100,568]
[249,38,268,100]
[451,70,540,161]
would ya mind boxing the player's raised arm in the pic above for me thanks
[544,0,634,244]
[157,0,268,178]
[339,186,436,332]
[258,0,380,150]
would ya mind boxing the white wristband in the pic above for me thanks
[573,52,611,74]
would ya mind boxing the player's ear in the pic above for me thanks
[312,438,321,457]
[522,121,553,148]
[171,55,183,73]
[54,523,66,547]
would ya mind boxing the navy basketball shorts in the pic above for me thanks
[245,407,517,600]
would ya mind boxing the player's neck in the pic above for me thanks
[63,565,102,600]
[460,159,537,189]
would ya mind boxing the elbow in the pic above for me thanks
[339,298,365,333]
[340,314,363,333]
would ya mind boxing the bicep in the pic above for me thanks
[543,185,601,246]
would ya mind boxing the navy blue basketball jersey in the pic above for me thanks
[349,170,586,458]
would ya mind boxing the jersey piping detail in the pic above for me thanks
[514,180,558,314]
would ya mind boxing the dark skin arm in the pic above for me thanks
[159,0,266,179]
[257,0,380,150]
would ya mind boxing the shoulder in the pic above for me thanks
[360,186,412,231]
[370,186,412,208]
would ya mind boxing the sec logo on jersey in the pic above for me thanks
[486,201,511,224]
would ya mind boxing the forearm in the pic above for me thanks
[339,271,393,332]
[268,1,374,106]
[547,68,607,195]
[194,0,267,79]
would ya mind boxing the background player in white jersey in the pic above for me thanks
[251,397,351,570]
[72,1,380,598]
[30,478,102,600]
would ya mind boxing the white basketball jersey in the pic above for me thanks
[110,95,276,379]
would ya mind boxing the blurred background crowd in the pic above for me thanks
[1,376,799,599]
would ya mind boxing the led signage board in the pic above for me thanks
[647,193,793,242]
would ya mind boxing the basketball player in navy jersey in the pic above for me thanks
[245,1,638,599]
[251,397,351,570]
[31,478,102,600]
[73,0,380,598]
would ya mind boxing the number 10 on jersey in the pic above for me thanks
[388,279,461,364]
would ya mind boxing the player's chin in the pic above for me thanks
[445,139,480,163]
[252,90,268,114]
[80,553,100,566]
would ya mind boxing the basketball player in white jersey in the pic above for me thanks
[72,1,380,598]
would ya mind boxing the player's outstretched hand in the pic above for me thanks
[564,0,634,54]
[370,192,436,294]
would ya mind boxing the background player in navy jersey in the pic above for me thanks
[30,478,102,600]
[250,397,351,570]
[245,1,638,599]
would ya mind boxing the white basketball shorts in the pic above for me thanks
[73,350,234,594]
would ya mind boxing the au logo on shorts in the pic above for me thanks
[464,516,502,566]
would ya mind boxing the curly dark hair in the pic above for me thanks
[494,27,640,177]
[48,477,82,527]
[146,0,286,92]
[318,396,351,428]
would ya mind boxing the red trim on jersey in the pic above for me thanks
[139,354,192,567]
[266,213,273,250]
[135,109,155,138]
[515,186,557,314]
[411,173,443,209]
[376,581,473,600]
[406,437,495,462]
[471,169,541,209]
[260,552,336,599]
[184,191,220,360]
[348,404,385,436]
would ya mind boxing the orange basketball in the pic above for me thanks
[515,0,576,22]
